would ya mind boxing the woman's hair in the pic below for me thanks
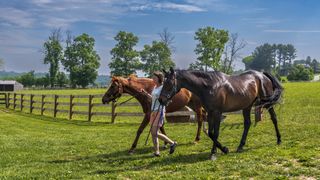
[153,71,164,84]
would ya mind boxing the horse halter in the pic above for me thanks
[162,73,178,100]
[109,81,123,102]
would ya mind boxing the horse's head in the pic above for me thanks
[159,67,180,106]
[102,77,123,104]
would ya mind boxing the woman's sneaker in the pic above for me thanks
[153,152,160,157]
[169,142,177,154]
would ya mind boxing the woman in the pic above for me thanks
[141,71,177,157]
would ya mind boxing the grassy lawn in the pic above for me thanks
[0,82,319,179]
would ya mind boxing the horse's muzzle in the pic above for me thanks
[101,97,110,104]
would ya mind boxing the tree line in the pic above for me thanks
[242,43,319,81]
[109,27,246,77]
[3,26,319,87]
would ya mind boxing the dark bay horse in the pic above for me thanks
[102,75,206,153]
[159,68,283,160]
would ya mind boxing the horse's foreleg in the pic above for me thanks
[208,111,228,160]
[268,107,281,144]
[237,107,252,152]
[129,113,150,154]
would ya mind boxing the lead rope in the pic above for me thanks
[116,95,136,106]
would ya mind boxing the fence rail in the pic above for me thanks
[1,92,193,123]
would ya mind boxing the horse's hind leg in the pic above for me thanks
[194,108,203,142]
[268,107,281,144]
[237,106,252,153]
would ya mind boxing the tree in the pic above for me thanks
[56,72,68,87]
[109,31,140,76]
[274,44,296,75]
[17,71,36,87]
[311,59,319,73]
[242,55,254,70]
[191,26,229,71]
[287,64,314,81]
[188,61,205,71]
[305,56,312,66]
[158,28,176,53]
[62,33,101,88]
[35,74,50,88]
[249,43,275,72]
[221,33,246,74]
[43,29,63,87]
[140,41,175,76]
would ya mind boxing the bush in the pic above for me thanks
[287,64,314,81]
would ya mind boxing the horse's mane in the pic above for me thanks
[112,75,154,92]
[112,76,127,84]
[176,70,226,88]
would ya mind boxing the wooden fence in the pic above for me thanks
[2,92,195,123]
[0,93,7,107]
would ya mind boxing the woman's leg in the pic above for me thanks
[150,112,176,154]
[150,113,160,154]
[157,132,174,144]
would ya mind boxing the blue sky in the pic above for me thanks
[1,0,320,75]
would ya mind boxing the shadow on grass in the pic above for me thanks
[48,141,211,172]
[90,152,211,175]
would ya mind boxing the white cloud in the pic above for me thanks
[130,2,205,13]
[174,30,195,35]
[0,7,35,28]
[185,0,230,12]
[154,2,205,13]
[242,17,283,25]
[264,29,320,33]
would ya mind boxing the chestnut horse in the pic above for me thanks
[102,75,206,154]
[159,68,283,160]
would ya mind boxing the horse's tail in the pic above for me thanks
[261,72,283,106]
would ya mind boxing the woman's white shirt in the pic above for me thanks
[151,85,165,112]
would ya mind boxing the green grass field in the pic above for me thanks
[0,82,319,179]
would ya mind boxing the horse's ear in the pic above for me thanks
[128,74,137,80]
[170,67,174,74]
[162,69,168,74]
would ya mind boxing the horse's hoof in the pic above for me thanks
[236,147,244,153]
[193,139,200,144]
[277,140,282,145]
[222,147,229,154]
[210,154,217,161]
[128,150,135,155]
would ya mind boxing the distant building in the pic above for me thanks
[0,80,24,91]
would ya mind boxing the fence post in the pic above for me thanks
[20,94,24,111]
[30,94,34,114]
[6,93,10,108]
[54,95,58,118]
[111,102,117,123]
[5,93,7,108]
[13,93,16,110]
[41,95,45,115]
[88,95,93,122]
[69,95,74,120]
